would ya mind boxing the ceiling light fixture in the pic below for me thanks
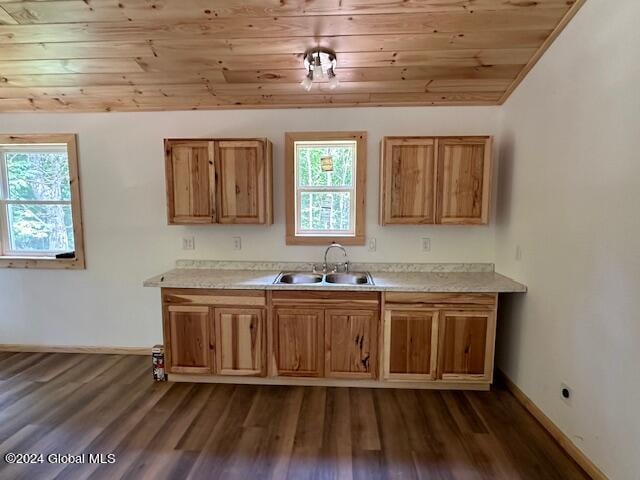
[301,47,339,91]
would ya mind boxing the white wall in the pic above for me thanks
[0,107,500,348]
[495,1,640,479]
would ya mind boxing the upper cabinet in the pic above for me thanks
[165,138,273,225]
[380,136,492,226]
[380,137,436,225]
[436,138,492,225]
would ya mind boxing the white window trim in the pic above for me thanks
[294,140,357,237]
[0,146,73,257]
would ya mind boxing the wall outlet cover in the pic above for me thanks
[368,237,377,252]
[515,244,523,261]
[233,236,242,251]
[182,236,195,250]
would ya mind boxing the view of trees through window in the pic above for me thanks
[1,149,75,254]
[295,142,355,234]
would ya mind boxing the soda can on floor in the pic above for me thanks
[152,344,166,381]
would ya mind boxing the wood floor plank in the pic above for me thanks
[186,385,258,479]
[0,353,590,480]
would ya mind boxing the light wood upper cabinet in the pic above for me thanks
[214,308,265,377]
[383,309,438,380]
[163,305,212,375]
[165,138,272,225]
[379,136,492,226]
[273,308,324,377]
[165,140,215,224]
[437,310,495,381]
[436,138,492,225]
[216,140,271,224]
[325,309,377,379]
[380,138,436,224]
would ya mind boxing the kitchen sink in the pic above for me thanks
[324,272,372,285]
[274,271,374,286]
[276,272,323,284]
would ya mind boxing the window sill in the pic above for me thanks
[286,235,365,246]
[0,256,85,270]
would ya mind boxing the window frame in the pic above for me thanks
[0,134,85,270]
[285,131,366,246]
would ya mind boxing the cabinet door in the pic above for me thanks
[383,309,438,380]
[165,140,214,224]
[436,137,492,225]
[214,308,265,376]
[164,305,212,374]
[325,309,378,379]
[438,310,495,381]
[380,138,436,224]
[273,308,324,377]
[215,140,271,224]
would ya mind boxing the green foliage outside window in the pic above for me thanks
[296,144,355,233]
[3,151,75,253]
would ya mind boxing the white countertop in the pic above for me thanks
[143,261,526,293]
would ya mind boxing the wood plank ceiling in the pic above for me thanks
[0,0,585,112]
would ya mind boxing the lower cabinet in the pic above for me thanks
[383,309,438,380]
[214,308,265,376]
[164,305,213,375]
[273,308,325,377]
[382,293,497,384]
[438,310,495,381]
[160,289,498,389]
[325,309,377,379]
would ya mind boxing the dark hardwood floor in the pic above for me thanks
[0,352,589,480]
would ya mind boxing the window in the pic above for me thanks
[0,134,85,269]
[285,132,366,245]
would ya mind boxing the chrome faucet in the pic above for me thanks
[321,243,350,274]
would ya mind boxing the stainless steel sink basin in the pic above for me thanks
[274,271,373,286]
[276,272,323,284]
[324,272,373,285]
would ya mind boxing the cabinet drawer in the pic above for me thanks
[272,290,379,309]
[384,292,496,308]
[163,288,266,307]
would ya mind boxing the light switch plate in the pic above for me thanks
[421,237,431,252]
[368,237,377,252]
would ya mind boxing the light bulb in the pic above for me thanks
[300,69,313,91]
[300,76,313,92]
[327,68,339,89]
[313,55,324,80]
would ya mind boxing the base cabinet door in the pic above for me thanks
[325,309,378,379]
[214,308,265,377]
[383,309,438,380]
[274,308,324,377]
[164,305,212,375]
[438,310,495,381]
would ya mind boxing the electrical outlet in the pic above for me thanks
[368,237,377,252]
[561,383,572,405]
[182,236,195,251]
[515,244,523,261]
[421,237,431,252]
[233,236,242,251]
